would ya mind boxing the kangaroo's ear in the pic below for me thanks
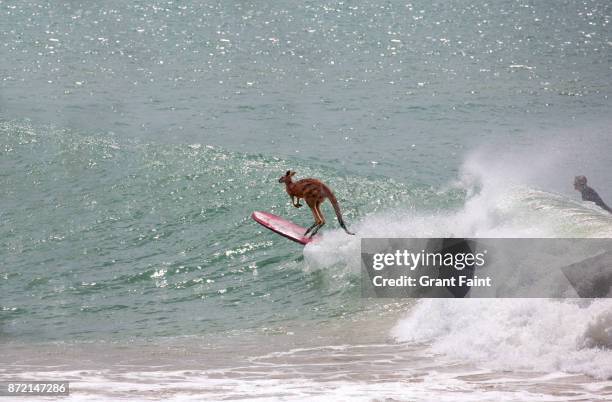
[290,171,296,177]
[285,170,291,176]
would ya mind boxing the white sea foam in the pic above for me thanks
[304,149,612,379]
[392,299,612,379]
[6,362,606,401]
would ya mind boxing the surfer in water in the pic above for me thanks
[574,175,612,213]
[279,170,355,237]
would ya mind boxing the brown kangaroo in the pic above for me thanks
[278,170,355,237]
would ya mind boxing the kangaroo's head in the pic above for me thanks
[278,170,296,184]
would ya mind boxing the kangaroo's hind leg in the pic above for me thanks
[304,199,321,236]
[309,201,326,237]
[304,221,318,236]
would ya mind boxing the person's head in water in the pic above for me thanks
[574,175,588,191]
[573,175,612,213]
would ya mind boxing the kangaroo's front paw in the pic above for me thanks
[295,203,303,208]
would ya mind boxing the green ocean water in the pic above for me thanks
[1,0,612,345]
[1,121,445,341]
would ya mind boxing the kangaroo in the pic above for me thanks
[278,170,355,237]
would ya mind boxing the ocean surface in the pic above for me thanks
[1,0,612,400]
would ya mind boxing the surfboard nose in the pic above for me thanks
[252,211,320,245]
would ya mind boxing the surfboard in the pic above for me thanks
[251,211,320,245]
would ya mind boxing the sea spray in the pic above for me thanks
[302,151,612,379]
[391,299,612,379]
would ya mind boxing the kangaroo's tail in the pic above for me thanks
[327,190,355,235]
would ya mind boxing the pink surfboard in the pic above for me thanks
[251,211,320,245]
